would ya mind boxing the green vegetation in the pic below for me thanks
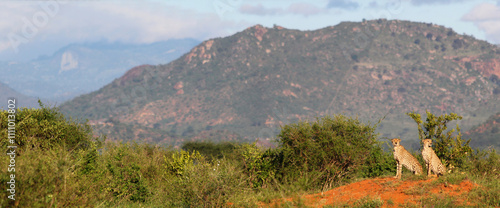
[182,141,237,159]
[0,101,100,151]
[267,115,393,190]
[0,105,499,207]
[407,111,472,169]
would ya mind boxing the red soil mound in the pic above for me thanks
[261,177,478,207]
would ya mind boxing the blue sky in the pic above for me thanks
[1,0,499,61]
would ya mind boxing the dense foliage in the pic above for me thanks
[0,105,498,207]
[407,111,473,169]
[182,141,237,159]
[0,101,99,151]
[268,115,391,189]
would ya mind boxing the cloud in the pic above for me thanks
[0,1,243,56]
[410,0,465,6]
[326,0,359,10]
[287,3,326,16]
[239,3,282,15]
[462,3,500,43]
[368,1,379,8]
[239,3,325,16]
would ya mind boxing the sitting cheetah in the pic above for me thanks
[422,139,446,177]
[391,138,423,179]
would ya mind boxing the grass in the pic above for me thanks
[436,171,469,185]
[352,196,384,208]
[419,194,469,208]
[324,196,384,208]
[467,174,500,207]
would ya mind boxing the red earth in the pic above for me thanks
[259,176,479,207]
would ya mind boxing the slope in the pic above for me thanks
[259,177,478,207]
[466,112,500,150]
[59,19,500,147]
[0,81,40,109]
[0,39,199,101]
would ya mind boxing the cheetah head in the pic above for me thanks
[423,139,433,148]
[391,138,401,147]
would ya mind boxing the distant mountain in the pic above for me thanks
[60,20,500,148]
[466,112,500,150]
[0,82,39,109]
[0,39,199,102]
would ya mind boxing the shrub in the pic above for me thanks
[0,101,100,151]
[164,149,203,177]
[79,142,99,175]
[237,143,276,188]
[161,155,248,207]
[468,149,500,177]
[359,141,395,178]
[406,111,472,169]
[182,141,237,159]
[452,39,464,50]
[272,114,379,189]
[105,144,150,202]
[0,102,104,207]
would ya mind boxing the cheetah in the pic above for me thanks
[391,138,423,179]
[422,139,446,177]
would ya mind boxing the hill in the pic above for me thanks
[260,177,478,207]
[0,81,39,109]
[59,19,500,148]
[0,39,199,101]
[466,112,500,150]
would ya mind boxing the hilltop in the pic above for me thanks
[59,19,500,148]
[260,177,478,207]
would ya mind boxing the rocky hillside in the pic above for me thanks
[60,19,500,148]
[466,112,500,150]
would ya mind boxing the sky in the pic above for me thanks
[1,0,499,62]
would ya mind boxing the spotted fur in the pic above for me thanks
[422,139,446,177]
[391,138,423,179]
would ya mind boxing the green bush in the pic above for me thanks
[359,141,395,178]
[468,149,500,177]
[238,143,276,188]
[164,149,204,177]
[271,114,380,189]
[79,142,99,175]
[407,111,472,169]
[161,156,249,207]
[0,101,99,151]
[105,144,150,202]
[182,141,237,159]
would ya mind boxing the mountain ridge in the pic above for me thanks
[60,19,500,148]
[0,81,40,109]
[0,39,200,101]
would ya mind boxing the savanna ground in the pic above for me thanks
[259,173,492,207]
[0,104,499,207]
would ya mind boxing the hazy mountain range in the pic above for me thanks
[57,19,500,149]
[0,81,39,109]
[0,39,199,102]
